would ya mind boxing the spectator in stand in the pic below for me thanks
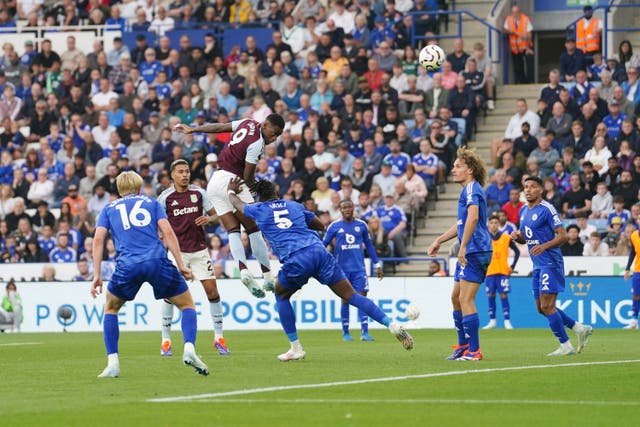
[560,37,586,83]
[546,102,573,139]
[562,173,592,219]
[446,38,470,74]
[584,135,612,175]
[590,181,613,219]
[610,86,635,120]
[26,169,55,207]
[563,120,592,160]
[378,194,407,259]
[612,170,640,209]
[447,74,475,138]
[540,69,564,111]
[485,169,514,214]
[439,61,458,91]
[621,66,640,108]
[503,4,534,84]
[607,195,631,230]
[529,135,559,178]
[562,224,584,256]
[372,160,395,197]
[501,187,524,226]
[602,99,627,139]
[490,98,539,165]
[583,231,609,256]
[541,177,563,212]
[570,70,593,105]
[49,233,77,263]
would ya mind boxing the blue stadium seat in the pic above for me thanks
[165,29,212,49]
[122,31,155,52]
[222,27,274,57]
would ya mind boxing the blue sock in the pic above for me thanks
[487,296,496,320]
[501,296,510,320]
[181,308,197,344]
[453,310,467,346]
[556,308,576,329]
[340,303,350,334]
[276,293,298,342]
[547,311,570,343]
[103,313,119,355]
[359,308,369,334]
[347,293,391,327]
[462,313,480,352]
[633,299,640,318]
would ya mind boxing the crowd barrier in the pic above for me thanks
[9,275,635,333]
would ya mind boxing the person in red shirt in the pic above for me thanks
[364,58,385,91]
[501,187,524,226]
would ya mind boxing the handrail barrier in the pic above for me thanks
[565,3,640,60]
[378,257,450,275]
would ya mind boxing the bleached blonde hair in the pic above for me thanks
[116,171,143,196]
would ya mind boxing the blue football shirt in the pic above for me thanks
[519,200,565,270]
[243,200,320,262]
[323,218,379,273]
[457,181,492,254]
[96,195,168,265]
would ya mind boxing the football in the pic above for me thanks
[419,44,446,72]
[405,304,420,321]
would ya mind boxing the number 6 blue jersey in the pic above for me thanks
[243,199,321,263]
[96,195,169,265]
[518,200,565,271]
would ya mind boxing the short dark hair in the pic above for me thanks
[524,176,544,187]
[254,180,279,201]
[266,113,285,129]
[613,195,625,204]
[566,224,580,233]
[488,215,500,222]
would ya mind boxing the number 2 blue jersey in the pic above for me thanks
[323,218,379,273]
[96,195,168,265]
[244,199,321,262]
[457,181,492,254]
[519,200,564,271]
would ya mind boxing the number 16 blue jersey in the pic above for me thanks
[96,195,169,265]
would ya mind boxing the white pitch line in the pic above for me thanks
[0,342,43,347]
[186,398,640,407]
[147,359,640,403]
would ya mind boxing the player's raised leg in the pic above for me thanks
[358,291,374,341]
[248,229,275,292]
[223,212,266,299]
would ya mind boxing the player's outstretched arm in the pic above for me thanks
[173,122,233,134]
[243,162,258,192]
[308,216,325,232]
[91,226,107,298]
[427,223,457,256]
[158,218,193,281]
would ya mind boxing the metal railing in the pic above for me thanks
[565,2,640,60]
[378,257,450,275]
[409,10,504,68]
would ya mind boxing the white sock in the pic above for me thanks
[210,300,223,340]
[249,231,271,273]
[184,342,195,354]
[107,353,119,366]
[290,339,302,349]
[263,270,273,282]
[571,322,584,333]
[561,341,574,349]
[161,300,173,342]
[228,231,248,266]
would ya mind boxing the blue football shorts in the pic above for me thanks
[531,267,565,300]
[485,274,511,294]
[631,273,640,296]
[278,243,347,290]
[344,270,369,293]
[454,251,492,284]
[108,257,189,301]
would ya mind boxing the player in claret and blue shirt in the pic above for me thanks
[91,171,209,378]
[228,177,413,361]
[511,176,593,356]
[428,147,492,361]
[323,199,384,342]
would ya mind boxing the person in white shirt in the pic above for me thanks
[575,214,597,245]
[490,98,540,164]
[312,140,335,172]
[590,181,613,219]
[27,168,55,206]
[149,6,174,36]
[327,1,355,35]
[91,113,116,149]
[582,231,609,256]
[91,77,118,112]
[281,14,304,56]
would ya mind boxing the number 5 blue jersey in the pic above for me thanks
[457,181,492,254]
[323,218,379,273]
[96,195,169,265]
[519,200,565,271]
[243,200,321,262]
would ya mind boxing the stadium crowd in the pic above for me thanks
[0,0,637,282]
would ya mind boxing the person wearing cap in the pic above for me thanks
[560,36,586,83]
[370,15,396,51]
[574,5,601,61]
[602,98,627,139]
[503,4,534,84]
[107,52,133,93]
[20,39,36,68]
[621,66,640,108]
[205,153,218,180]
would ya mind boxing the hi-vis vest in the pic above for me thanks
[506,14,532,54]
[487,233,512,276]
[576,18,601,53]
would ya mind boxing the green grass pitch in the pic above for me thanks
[1,328,638,426]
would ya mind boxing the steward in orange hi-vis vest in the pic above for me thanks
[576,18,601,54]
[505,13,532,54]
